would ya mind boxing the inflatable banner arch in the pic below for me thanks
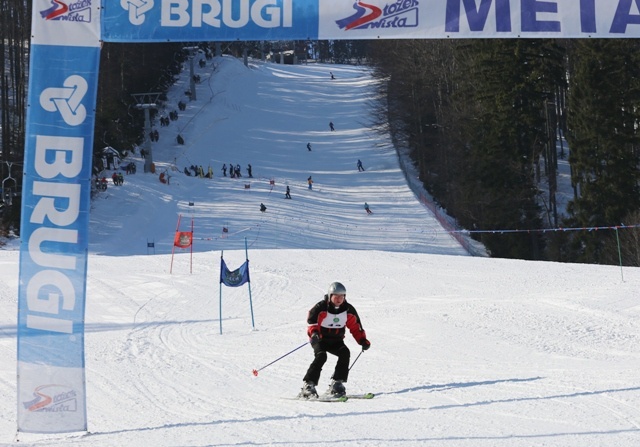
[18,0,640,434]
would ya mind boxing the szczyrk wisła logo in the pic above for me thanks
[40,0,92,22]
[336,0,418,31]
[23,384,79,413]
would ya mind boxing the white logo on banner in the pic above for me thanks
[39,75,88,126]
[121,0,154,25]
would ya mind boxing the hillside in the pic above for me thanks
[88,56,468,257]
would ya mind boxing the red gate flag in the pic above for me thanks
[174,231,193,248]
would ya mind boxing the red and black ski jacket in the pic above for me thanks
[306,295,367,343]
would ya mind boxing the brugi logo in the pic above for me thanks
[23,385,78,413]
[121,0,154,25]
[40,0,92,22]
[336,0,418,30]
[40,75,88,127]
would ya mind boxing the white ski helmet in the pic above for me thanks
[328,281,347,296]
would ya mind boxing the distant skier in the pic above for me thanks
[260,203,267,212]
[285,185,291,199]
[247,164,253,178]
[222,164,227,177]
[357,159,365,172]
[364,202,372,215]
[307,142,312,151]
[329,121,335,131]
[307,176,313,190]
[330,72,335,80]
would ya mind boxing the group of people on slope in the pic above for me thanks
[222,163,252,178]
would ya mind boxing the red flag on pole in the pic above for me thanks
[174,231,193,248]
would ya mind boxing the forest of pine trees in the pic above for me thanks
[367,39,640,265]
[1,5,639,265]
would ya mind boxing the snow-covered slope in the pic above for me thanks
[88,56,467,256]
[1,57,639,447]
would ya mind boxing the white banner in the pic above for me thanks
[320,0,640,39]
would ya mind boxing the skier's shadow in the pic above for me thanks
[381,376,542,396]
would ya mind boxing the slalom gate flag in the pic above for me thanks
[174,231,193,248]
[17,0,101,434]
[220,259,250,288]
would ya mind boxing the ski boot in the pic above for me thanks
[329,379,346,397]
[298,381,318,399]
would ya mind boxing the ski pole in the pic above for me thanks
[348,349,365,372]
[252,341,308,376]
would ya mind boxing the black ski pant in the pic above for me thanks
[303,338,350,385]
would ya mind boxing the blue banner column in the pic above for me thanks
[17,3,101,434]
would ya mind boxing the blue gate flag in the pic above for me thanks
[220,259,250,287]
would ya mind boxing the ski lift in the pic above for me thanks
[1,162,18,206]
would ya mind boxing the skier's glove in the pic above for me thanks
[310,333,321,346]
[359,338,371,351]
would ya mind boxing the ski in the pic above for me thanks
[315,394,349,402]
[291,394,348,402]
[346,392,375,399]
[290,392,373,402]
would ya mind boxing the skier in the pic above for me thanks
[285,185,291,199]
[307,176,313,190]
[222,164,227,177]
[364,202,372,215]
[299,282,370,399]
[357,159,365,172]
[329,121,335,131]
[260,203,267,213]
[307,142,312,151]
